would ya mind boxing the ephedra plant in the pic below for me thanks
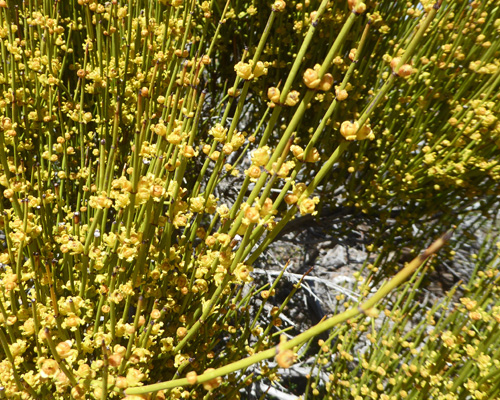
[0,0,499,398]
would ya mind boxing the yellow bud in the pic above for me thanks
[251,147,270,166]
[253,61,268,78]
[291,145,304,160]
[348,0,366,13]
[55,341,73,359]
[234,61,253,80]
[340,121,359,141]
[267,87,281,103]
[397,64,413,77]
[349,48,357,61]
[305,147,320,163]
[202,369,222,391]
[246,165,262,179]
[273,0,286,12]
[228,87,240,97]
[299,197,318,215]
[303,68,320,89]
[284,193,298,205]
[285,90,300,106]
[176,327,187,339]
[356,124,374,140]
[245,207,260,223]
[336,88,348,101]
[186,371,198,385]
[318,73,333,91]
[390,56,401,71]
[276,349,295,368]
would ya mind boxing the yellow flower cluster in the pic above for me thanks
[0,0,498,399]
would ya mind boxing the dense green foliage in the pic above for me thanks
[0,0,499,399]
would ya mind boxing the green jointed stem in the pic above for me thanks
[125,230,452,395]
